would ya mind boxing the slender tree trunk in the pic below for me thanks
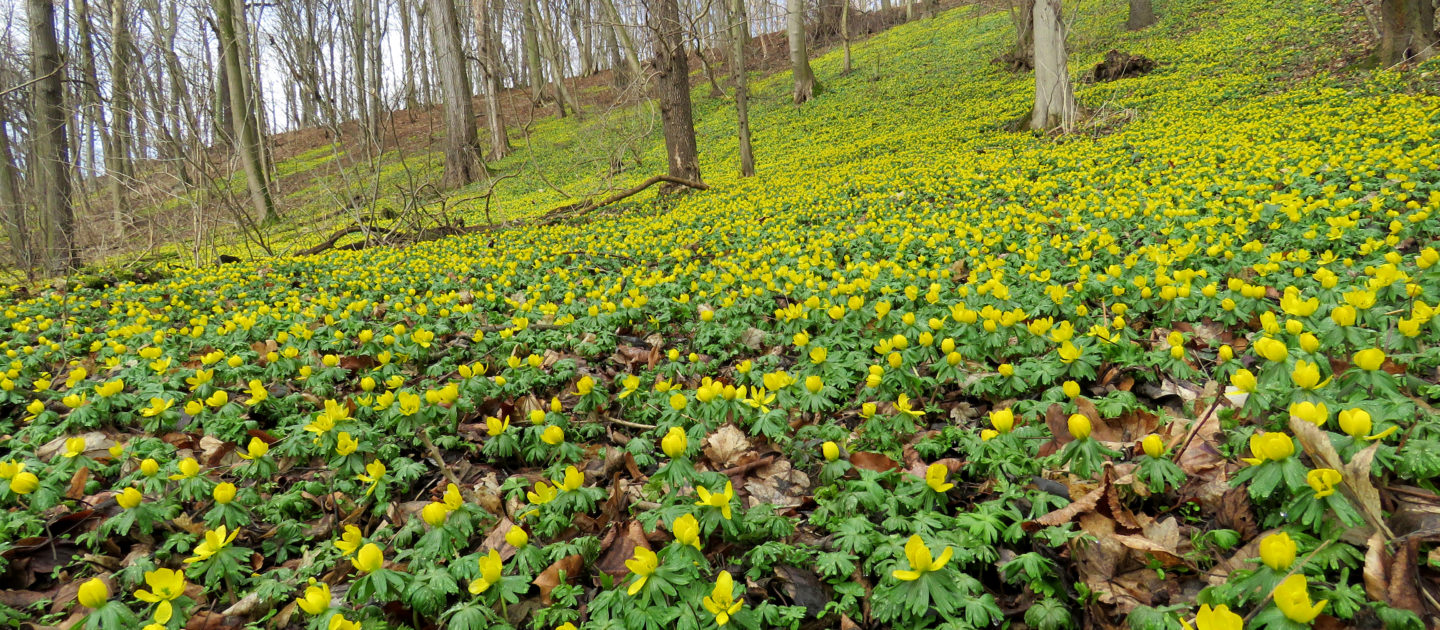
[598,0,644,82]
[1008,0,1035,69]
[1378,0,1437,65]
[535,0,582,116]
[29,0,77,274]
[214,0,278,221]
[1030,0,1076,132]
[108,0,135,230]
[1125,0,1155,29]
[428,0,487,187]
[474,0,512,158]
[788,0,817,103]
[399,0,418,108]
[728,0,754,177]
[522,0,547,102]
[74,0,107,185]
[646,0,703,183]
[0,121,30,274]
[841,0,852,73]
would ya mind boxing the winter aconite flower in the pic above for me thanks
[1067,414,1091,440]
[1259,531,1295,571]
[1288,401,1328,426]
[1274,574,1327,623]
[1180,603,1243,630]
[185,525,239,564]
[1290,361,1327,390]
[892,534,953,581]
[335,432,358,456]
[1352,348,1385,371]
[485,415,509,436]
[505,526,529,548]
[1337,409,1395,441]
[822,441,839,461]
[924,463,953,493]
[1142,434,1165,458]
[662,427,687,458]
[469,549,503,594]
[134,568,187,623]
[422,502,451,527]
[541,425,565,445]
[1229,369,1257,393]
[213,482,236,504]
[352,543,383,573]
[673,513,702,550]
[116,487,144,509]
[557,466,585,492]
[334,525,363,556]
[10,472,38,494]
[702,571,744,626]
[625,547,658,595]
[78,578,108,608]
[356,460,386,495]
[237,437,269,460]
[990,408,1015,434]
[296,579,330,615]
[695,482,735,520]
[1242,433,1294,466]
[1306,468,1341,498]
[169,457,200,480]
[63,437,86,458]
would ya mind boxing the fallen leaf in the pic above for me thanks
[533,554,583,604]
[703,425,752,469]
[595,521,651,580]
[848,451,899,473]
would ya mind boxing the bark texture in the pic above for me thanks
[1030,0,1077,132]
[646,0,703,184]
[428,0,487,187]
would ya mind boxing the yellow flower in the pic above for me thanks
[352,543,383,573]
[94,379,123,398]
[895,394,923,417]
[213,482,236,504]
[1142,434,1165,458]
[695,481,735,520]
[1307,468,1341,498]
[134,568,187,623]
[422,502,450,527]
[1179,603,1244,630]
[1253,337,1288,362]
[673,513,702,550]
[334,525,363,556]
[617,374,641,398]
[625,547,658,595]
[237,437,269,460]
[990,408,1015,433]
[541,425,565,445]
[1259,531,1295,571]
[1243,432,1295,466]
[1067,414,1091,440]
[662,427,687,459]
[1062,380,1081,398]
[205,390,228,408]
[556,465,584,492]
[1336,408,1396,441]
[804,375,823,394]
[702,571,744,626]
[924,462,953,493]
[527,481,558,505]
[140,397,173,417]
[63,436,86,458]
[140,458,160,476]
[469,549,503,594]
[1273,574,1327,623]
[329,613,361,630]
[335,432,358,456]
[486,415,510,436]
[668,392,688,411]
[892,534,953,581]
[116,487,144,509]
[1288,401,1328,426]
[576,376,594,396]
[77,578,109,608]
[821,441,839,461]
[10,471,38,494]
[356,460,386,495]
[1290,360,1327,390]
[443,483,463,511]
[1352,348,1385,371]
[0,460,22,479]
[295,579,330,615]
[980,429,999,441]
[244,380,268,406]
[1229,369,1257,393]
[505,526,529,548]
[185,525,239,564]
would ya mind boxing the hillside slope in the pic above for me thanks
[3,1,1440,629]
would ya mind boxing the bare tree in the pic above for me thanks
[429,0,487,187]
[1126,0,1155,30]
[645,0,702,183]
[108,0,136,229]
[727,0,754,176]
[1377,0,1436,65]
[1006,0,1034,70]
[28,0,77,273]
[474,0,512,159]
[214,0,278,222]
[788,0,817,103]
[1030,0,1076,132]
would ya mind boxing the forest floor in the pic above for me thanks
[4,1,1440,630]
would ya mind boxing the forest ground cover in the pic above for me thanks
[4,0,1440,629]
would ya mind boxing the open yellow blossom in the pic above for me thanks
[1180,603,1243,630]
[695,481,735,520]
[702,571,744,626]
[295,579,330,615]
[892,534,953,581]
[1242,432,1294,466]
[356,460,386,494]
[924,462,953,493]
[185,525,239,564]
[673,513,702,550]
[469,549,503,594]
[134,568,187,623]
[1306,468,1341,498]
[1274,574,1326,623]
[352,543,383,572]
[334,525,363,556]
[556,466,584,492]
[625,547,658,595]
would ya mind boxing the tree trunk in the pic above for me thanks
[1378,0,1437,65]
[214,0,278,222]
[728,0,755,177]
[522,0,547,102]
[108,0,135,230]
[474,0,512,159]
[28,0,77,274]
[1126,0,1155,30]
[535,0,582,116]
[0,120,31,274]
[428,0,487,187]
[646,0,703,184]
[1030,0,1076,132]
[598,0,644,83]
[1008,0,1035,69]
[841,0,852,73]
[74,0,108,184]
[788,0,817,103]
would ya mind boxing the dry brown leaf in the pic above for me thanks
[595,521,651,580]
[745,459,810,510]
[533,554,583,604]
[1342,442,1387,536]
[1032,481,1105,528]
[848,451,899,473]
[1363,532,1390,603]
[1387,539,1425,616]
[703,425,751,468]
